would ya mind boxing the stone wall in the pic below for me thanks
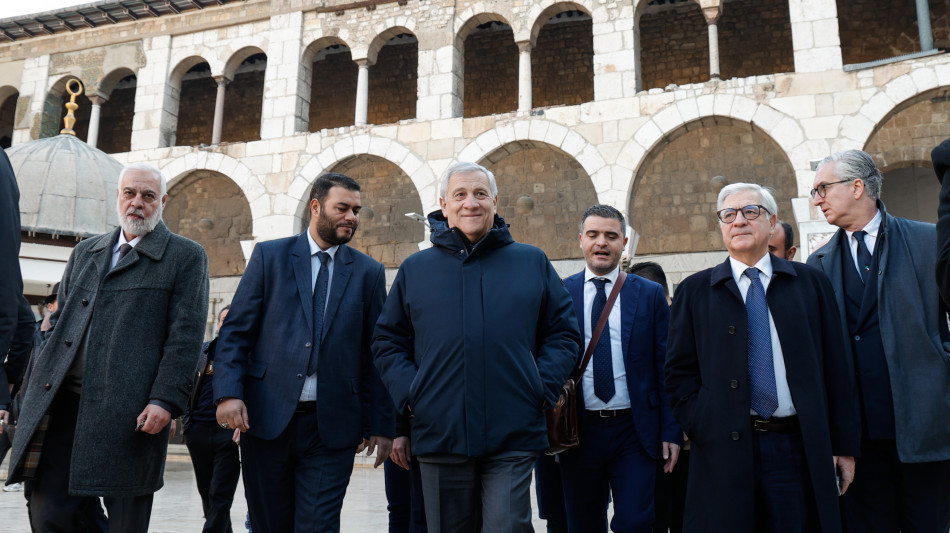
[310,49,357,131]
[463,25,518,118]
[639,3,708,90]
[0,93,15,146]
[368,41,417,125]
[222,69,264,143]
[838,0,950,64]
[533,18,594,108]
[164,170,253,277]
[176,69,215,146]
[485,144,598,260]
[631,122,797,255]
[864,90,950,167]
[98,84,135,154]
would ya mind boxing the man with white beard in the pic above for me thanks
[7,163,209,533]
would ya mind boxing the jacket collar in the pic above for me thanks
[811,199,891,263]
[88,221,172,262]
[427,210,514,257]
[710,252,796,287]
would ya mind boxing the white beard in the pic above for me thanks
[117,203,163,236]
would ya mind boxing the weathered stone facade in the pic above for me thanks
[3,0,948,319]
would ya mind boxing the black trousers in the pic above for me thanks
[29,391,150,533]
[185,420,242,533]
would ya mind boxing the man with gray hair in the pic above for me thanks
[666,182,858,532]
[807,149,950,532]
[373,161,580,532]
[7,163,209,532]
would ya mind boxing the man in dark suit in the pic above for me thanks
[933,138,950,307]
[807,149,950,533]
[560,205,682,532]
[8,162,210,531]
[215,172,394,533]
[666,183,859,533]
[0,148,23,406]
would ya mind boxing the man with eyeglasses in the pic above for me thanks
[666,182,859,533]
[807,149,950,533]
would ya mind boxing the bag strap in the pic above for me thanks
[575,271,626,378]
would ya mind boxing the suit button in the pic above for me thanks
[731,432,740,441]
[854,335,860,341]
[727,326,736,334]
[45,383,51,391]
[64,340,72,347]
[729,380,739,389]
[297,374,304,380]
[81,299,89,306]
[305,342,312,348]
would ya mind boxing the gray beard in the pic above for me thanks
[117,204,163,236]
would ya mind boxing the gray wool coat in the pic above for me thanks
[9,222,209,497]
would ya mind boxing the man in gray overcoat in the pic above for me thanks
[6,162,209,532]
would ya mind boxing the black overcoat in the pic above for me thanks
[665,255,859,533]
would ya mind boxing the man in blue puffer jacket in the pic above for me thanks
[373,161,580,533]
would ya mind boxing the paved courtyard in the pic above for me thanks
[1,445,554,532]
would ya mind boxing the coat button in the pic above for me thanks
[731,431,740,441]
[854,335,860,341]
[296,374,304,380]
[81,299,89,306]
[45,383,51,391]
[727,326,736,334]
[64,340,72,347]
[305,342,311,348]
[730,380,739,389]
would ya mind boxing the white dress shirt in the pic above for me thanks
[729,254,796,418]
[300,230,339,402]
[844,209,882,273]
[111,232,142,268]
[581,266,631,411]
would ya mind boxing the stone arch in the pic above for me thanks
[97,67,137,98]
[222,46,267,80]
[0,86,18,148]
[294,135,437,224]
[529,6,594,108]
[301,154,426,267]
[527,1,592,45]
[457,13,517,118]
[629,117,797,255]
[880,162,937,224]
[40,75,91,140]
[164,55,215,147]
[366,29,418,124]
[838,66,948,151]
[163,152,268,228]
[303,37,356,131]
[455,12,513,44]
[364,22,417,64]
[164,169,254,276]
[96,67,137,153]
[478,141,599,260]
[458,118,609,200]
[221,50,267,143]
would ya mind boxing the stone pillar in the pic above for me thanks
[13,54,51,145]
[354,59,370,126]
[593,4,637,99]
[265,11,307,138]
[86,93,107,149]
[702,6,721,80]
[136,35,173,149]
[517,41,532,111]
[917,0,934,51]
[788,0,842,72]
[212,75,229,145]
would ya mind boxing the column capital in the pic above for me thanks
[87,92,109,106]
[354,58,372,69]
[212,74,232,87]
[702,6,721,25]
[516,40,533,54]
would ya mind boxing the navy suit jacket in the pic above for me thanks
[214,232,394,445]
[564,271,682,459]
[0,149,22,363]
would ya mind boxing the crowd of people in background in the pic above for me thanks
[1,136,950,533]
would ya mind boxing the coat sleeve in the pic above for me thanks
[147,241,209,417]
[815,272,861,457]
[214,243,267,403]
[534,259,581,408]
[0,150,22,360]
[372,266,417,415]
[665,277,702,439]
[650,285,683,446]
[933,138,950,307]
[361,262,395,439]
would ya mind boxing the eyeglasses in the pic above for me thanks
[716,205,770,224]
[809,179,852,199]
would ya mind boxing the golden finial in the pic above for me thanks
[61,79,83,136]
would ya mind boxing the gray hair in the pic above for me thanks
[717,182,779,216]
[118,162,167,197]
[439,161,497,200]
[816,149,883,200]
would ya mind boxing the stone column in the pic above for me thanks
[86,93,107,149]
[702,7,721,80]
[787,0,842,72]
[517,41,532,111]
[917,0,934,51]
[354,59,370,126]
[212,75,229,145]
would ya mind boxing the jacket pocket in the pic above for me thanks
[246,361,266,379]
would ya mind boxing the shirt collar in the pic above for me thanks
[729,253,772,284]
[584,265,620,285]
[844,209,882,241]
[114,231,143,252]
[306,229,339,261]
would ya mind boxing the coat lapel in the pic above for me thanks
[565,274,586,359]
[88,228,120,282]
[108,222,173,277]
[619,275,638,360]
[813,231,849,333]
[710,258,742,303]
[321,244,354,339]
[291,232,314,329]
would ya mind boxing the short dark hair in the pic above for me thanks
[581,205,626,236]
[217,305,230,321]
[626,261,669,297]
[777,220,795,255]
[309,173,361,205]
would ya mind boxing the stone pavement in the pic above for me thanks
[1,445,554,531]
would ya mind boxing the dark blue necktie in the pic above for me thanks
[308,251,330,376]
[745,267,778,420]
[853,230,872,284]
[591,278,615,404]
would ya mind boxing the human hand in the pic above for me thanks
[357,436,393,468]
[0,409,9,430]
[834,456,855,495]
[391,436,411,470]
[215,398,250,432]
[232,428,241,445]
[662,442,681,473]
[136,404,172,435]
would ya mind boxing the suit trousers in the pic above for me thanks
[417,451,537,533]
[29,390,146,533]
[185,420,242,533]
[534,454,568,533]
[841,438,950,533]
[384,456,428,533]
[559,414,655,533]
[240,410,355,533]
[751,427,819,533]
